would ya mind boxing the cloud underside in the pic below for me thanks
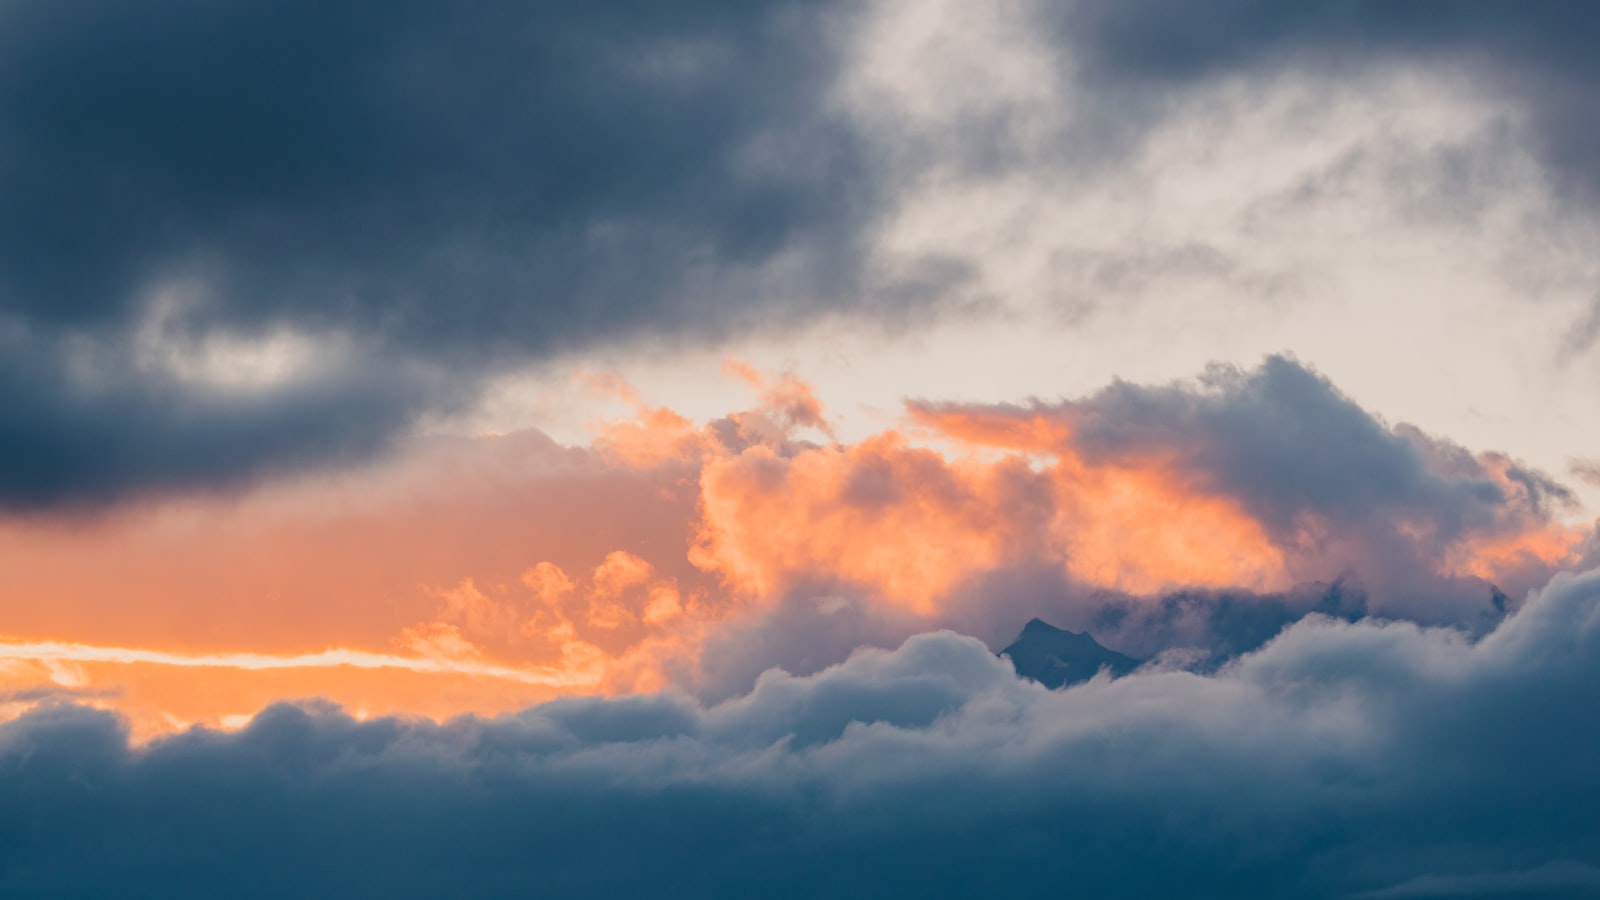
[5,567,1600,898]
[0,0,874,508]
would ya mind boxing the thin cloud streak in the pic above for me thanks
[0,638,592,686]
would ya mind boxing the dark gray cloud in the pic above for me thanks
[0,0,870,347]
[0,338,442,511]
[0,0,890,509]
[5,566,1600,898]
[1056,1,1600,204]
[1063,358,1571,546]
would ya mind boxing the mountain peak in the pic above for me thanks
[1020,617,1070,636]
[1001,618,1142,688]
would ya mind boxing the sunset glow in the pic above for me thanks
[1,368,1583,735]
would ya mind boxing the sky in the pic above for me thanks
[4,2,1600,897]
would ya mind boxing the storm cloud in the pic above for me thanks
[0,0,871,346]
[0,0,881,508]
[5,566,1600,898]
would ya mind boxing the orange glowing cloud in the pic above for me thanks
[1447,526,1584,583]
[1047,455,1292,594]
[583,371,707,468]
[0,423,720,735]
[908,404,1291,593]
[0,545,711,738]
[1441,452,1587,584]
[0,361,1588,737]
[692,432,1050,612]
[908,395,1591,602]
[685,378,1296,616]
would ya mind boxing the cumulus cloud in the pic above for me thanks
[913,356,1582,619]
[5,565,1600,898]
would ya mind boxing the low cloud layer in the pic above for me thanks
[5,565,1600,898]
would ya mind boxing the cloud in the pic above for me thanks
[825,1,1600,512]
[0,421,720,735]
[1053,1,1600,208]
[912,356,1583,620]
[0,0,872,347]
[0,0,896,508]
[0,336,443,510]
[0,358,1587,732]
[1352,860,1600,899]
[0,636,583,686]
[5,0,1597,511]
[1569,458,1600,489]
[4,565,1600,898]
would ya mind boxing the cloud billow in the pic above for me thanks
[6,567,1600,898]
[909,356,1578,627]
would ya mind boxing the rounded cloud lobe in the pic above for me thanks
[5,566,1600,898]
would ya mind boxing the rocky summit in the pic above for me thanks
[1000,618,1142,688]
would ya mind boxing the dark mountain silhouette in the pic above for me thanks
[1000,619,1143,688]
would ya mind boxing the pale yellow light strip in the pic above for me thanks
[0,638,595,687]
